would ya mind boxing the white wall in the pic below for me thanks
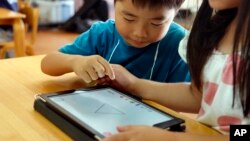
[181,0,202,13]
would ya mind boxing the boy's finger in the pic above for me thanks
[93,63,106,78]
[88,80,97,87]
[79,71,92,83]
[86,67,98,80]
[97,58,115,80]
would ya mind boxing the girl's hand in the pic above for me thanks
[102,125,174,141]
[72,55,115,83]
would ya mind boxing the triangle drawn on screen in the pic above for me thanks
[95,104,124,115]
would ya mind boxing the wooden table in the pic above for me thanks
[0,55,220,140]
[0,8,26,57]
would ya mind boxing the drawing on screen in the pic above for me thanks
[95,104,124,115]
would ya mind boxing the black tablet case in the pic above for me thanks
[34,99,96,141]
[34,94,185,141]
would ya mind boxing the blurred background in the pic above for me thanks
[0,0,201,58]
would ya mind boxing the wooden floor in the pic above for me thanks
[33,28,79,55]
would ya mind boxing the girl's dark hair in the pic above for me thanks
[187,0,250,116]
[114,0,185,9]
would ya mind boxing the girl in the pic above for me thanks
[100,0,250,140]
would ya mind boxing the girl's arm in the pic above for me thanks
[109,64,201,113]
[102,125,228,141]
[133,79,201,113]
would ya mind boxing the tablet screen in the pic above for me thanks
[45,87,175,137]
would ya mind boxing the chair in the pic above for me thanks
[0,8,26,58]
[0,0,39,58]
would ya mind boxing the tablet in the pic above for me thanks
[35,87,184,140]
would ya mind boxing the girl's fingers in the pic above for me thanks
[117,125,133,132]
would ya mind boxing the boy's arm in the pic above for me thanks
[41,51,79,76]
[41,51,115,83]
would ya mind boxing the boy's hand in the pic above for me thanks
[72,55,115,83]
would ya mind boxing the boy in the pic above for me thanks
[41,0,190,84]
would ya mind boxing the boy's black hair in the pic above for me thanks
[187,0,250,116]
[114,0,184,9]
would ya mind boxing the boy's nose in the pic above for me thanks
[133,26,147,39]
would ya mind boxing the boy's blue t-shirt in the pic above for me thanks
[59,20,190,82]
